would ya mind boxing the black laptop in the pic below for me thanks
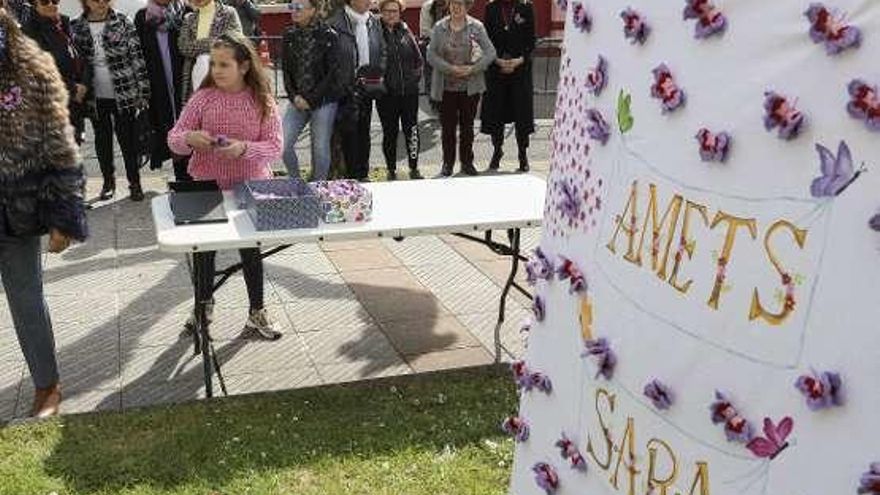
[169,180,228,225]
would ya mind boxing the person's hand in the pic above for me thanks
[48,229,71,253]
[73,84,87,103]
[217,139,247,159]
[185,130,215,150]
[451,65,471,79]
[294,95,311,111]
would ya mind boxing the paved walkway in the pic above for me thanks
[0,117,551,421]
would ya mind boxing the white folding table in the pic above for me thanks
[151,174,546,397]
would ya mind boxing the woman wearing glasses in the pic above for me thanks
[72,0,151,201]
[21,0,87,145]
[376,0,422,181]
[279,0,341,180]
[426,0,495,177]
[177,0,240,104]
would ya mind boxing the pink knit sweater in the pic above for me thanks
[167,87,283,189]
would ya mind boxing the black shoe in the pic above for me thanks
[358,176,371,183]
[409,168,424,180]
[488,150,503,171]
[99,180,115,200]
[518,153,530,173]
[130,184,145,202]
[461,163,479,176]
[438,164,453,178]
[386,169,397,181]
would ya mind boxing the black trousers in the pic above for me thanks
[440,91,480,168]
[376,93,420,171]
[93,98,141,187]
[196,248,264,311]
[340,97,374,180]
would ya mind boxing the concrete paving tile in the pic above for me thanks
[223,367,322,396]
[270,273,354,303]
[326,245,402,272]
[382,236,464,267]
[210,276,282,309]
[447,238,508,262]
[54,318,118,348]
[0,329,23,362]
[264,251,338,276]
[473,259,532,307]
[301,324,398,364]
[319,239,385,252]
[316,359,411,385]
[405,347,493,373]
[115,261,191,292]
[358,291,449,324]
[116,228,158,250]
[118,285,193,320]
[215,333,311,375]
[16,385,120,416]
[56,337,121,393]
[409,263,514,315]
[121,341,204,387]
[340,267,427,293]
[42,259,118,296]
[284,298,372,332]
[456,307,530,361]
[0,381,19,423]
[121,378,207,410]
[378,315,482,355]
[45,292,118,325]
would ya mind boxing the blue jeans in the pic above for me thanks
[2,235,58,389]
[282,102,338,180]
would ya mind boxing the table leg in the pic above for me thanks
[192,252,215,398]
[494,228,521,363]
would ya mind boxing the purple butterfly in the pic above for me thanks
[501,416,530,442]
[805,3,861,55]
[709,391,754,443]
[556,256,587,294]
[695,128,731,162]
[0,85,22,112]
[859,463,880,494]
[871,213,880,232]
[511,360,530,388]
[532,462,560,494]
[763,91,805,140]
[651,64,685,113]
[571,2,591,32]
[621,8,649,45]
[683,0,727,39]
[525,247,554,285]
[586,108,610,145]
[532,294,545,322]
[582,338,616,380]
[528,372,553,393]
[746,417,793,460]
[794,370,843,410]
[557,179,580,222]
[810,141,865,198]
[847,79,880,132]
[643,379,675,410]
[555,434,588,471]
[585,56,607,96]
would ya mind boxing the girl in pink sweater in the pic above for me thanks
[168,32,283,339]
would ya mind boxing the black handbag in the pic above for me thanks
[355,64,386,99]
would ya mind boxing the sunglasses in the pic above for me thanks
[381,8,399,13]
[288,2,310,11]
[37,0,61,6]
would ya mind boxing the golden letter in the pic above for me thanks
[749,219,808,325]
[687,461,710,495]
[606,180,639,262]
[646,438,679,495]
[586,388,615,470]
[707,212,757,309]
[667,200,709,293]
[633,184,684,275]
[610,417,639,495]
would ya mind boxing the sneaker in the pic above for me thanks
[409,168,423,180]
[437,164,454,178]
[183,301,214,335]
[99,180,115,200]
[461,163,479,176]
[244,308,283,340]
[386,169,397,181]
[130,184,145,202]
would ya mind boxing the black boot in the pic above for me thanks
[439,163,454,178]
[99,177,115,200]
[130,182,145,202]
[461,163,479,176]
[488,132,504,171]
[386,168,397,181]
[517,134,530,172]
[409,165,423,180]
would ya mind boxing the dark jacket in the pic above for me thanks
[281,20,341,109]
[227,0,260,37]
[134,8,186,164]
[71,10,151,115]
[381,20,422,96]
[21,14,84,101]
[327,7,387,96]
[479,0,535,135]
[177,4,241,102]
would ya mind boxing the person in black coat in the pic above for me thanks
[479,0,535,172]
[377,0,423,180]
[134,0,190,180]
[21,0,87,144]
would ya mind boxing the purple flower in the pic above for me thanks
[871,213,880,232]
[501,416,530,442]
[0,85,22,112]
[805,3,861,55]
[555,434,588,471]
[532,295,545,322]
[511,360,530,388]
[651,64,686,113]
[585,56,607,96]
[695,128,731,162]
[643,379,675,410]
[582,338,616,380]
[847,79,880,132]
[621,8,649,45]
[571,1,591,33]
[683,0,727,39]
[525,247,554,285]
[794,370,844,410]
[858,462,880,494]
[530,372,553,393]
[557,256,588,294]
[709,391,754,443]
[532,462,560,494]
[763,91,805,140]
[586,108,610,145]
[557,179,580,222]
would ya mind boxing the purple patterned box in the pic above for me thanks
[310,180,373,223]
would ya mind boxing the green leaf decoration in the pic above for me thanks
[617,89,634,134]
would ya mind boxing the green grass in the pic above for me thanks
[0,366,518,495]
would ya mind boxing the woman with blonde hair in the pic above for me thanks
[0,8,88,417]
[167,33,283,339]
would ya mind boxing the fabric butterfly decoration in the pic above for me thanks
[683,0,727,39]
[571,2,591,33]
[582,338,616,380]
[847,79,880,132]
[525,247,554,285]
[0,84,22,112]
[695,128,731,162]
[501,416,530,442]
[556,256,587,294]
[585,55,607,96]
[746,417,794,460]
[794,370,843,410]
[532,463,560,494]
[810,140,865,198]
[805,3,861,55]
[621,8,649,45]
[643,379,675,410]
[557,178,580,222]
[586,108,610,145]
[651,64,686,113]
[763,91,805,140]
[709,391,754,443]
[532,294,546,321]
[511,360,552,393]
[555,434,588,471]
[859,463,880,495]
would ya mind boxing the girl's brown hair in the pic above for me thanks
[199,32,275,121]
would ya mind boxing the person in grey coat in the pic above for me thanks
[225,0,258,37]
[426,0,495,177]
